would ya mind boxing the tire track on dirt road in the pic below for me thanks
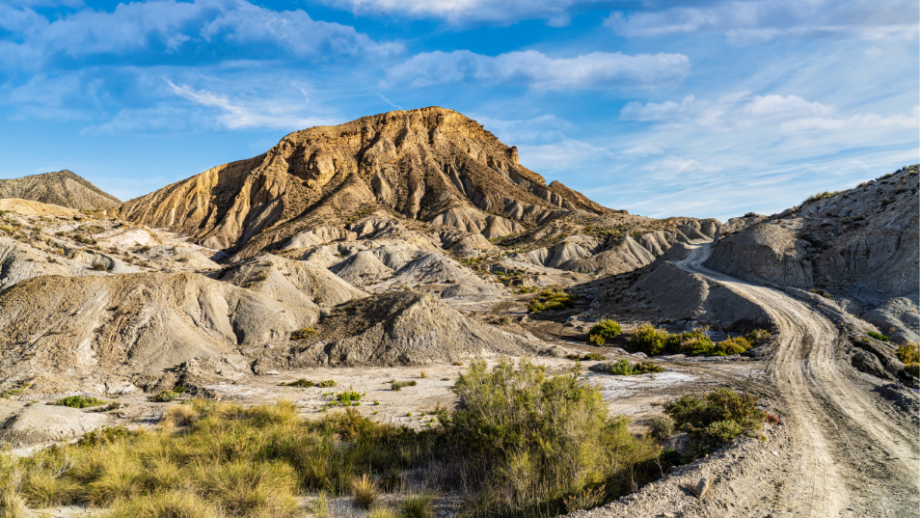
[675,243,918,517]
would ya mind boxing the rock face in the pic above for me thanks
[110,107,614,258]
[705,166,919,304]
[0,273,316,387]
[863,298,920,344]
[280,290,546,368]
[0,404,112,445]
[0,170,120,210]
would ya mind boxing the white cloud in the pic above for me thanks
[621,142,664,157]
[316,0,603,26]
[0,0,399,71]
[386,50,690,89]
[0,73,100,120]
[621,92,838,130]
[781,106,919,132]
[606,0,919,44]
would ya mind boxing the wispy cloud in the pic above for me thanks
[386,50,690,89]
[606,0,919,44]
[0,0,400,71]
[315,0,607,26]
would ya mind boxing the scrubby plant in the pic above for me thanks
[448,359,658,517]
[708,336,751,356]
[290,327,318,340]
[279,379,315,388]
[351,474,378,509]
[391,380,417,391]
[868,331,890,342]
[149,390,179,403]
[588,319,621,346]
[336,388,362,405]
[563,485,606,513]
[897,343,919,376]
[745,329,771,345]
[51,395,108,408]
[316,380,337,388]
[664,388,764,444]
[649,415,675,440]
[527,288,578,313]
[401,494,434,518]
[628,324,672,356]
[500,315,512,325]
[582,352,606,361]
[608,360,665,376]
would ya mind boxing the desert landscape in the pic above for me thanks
[0,107,915,518]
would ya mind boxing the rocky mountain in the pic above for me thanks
[110,107,620,258]
[0,170,121,210]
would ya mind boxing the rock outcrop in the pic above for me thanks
[109,107,614,258]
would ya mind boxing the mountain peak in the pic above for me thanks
[0,170,121,210]
[112,108,618,257]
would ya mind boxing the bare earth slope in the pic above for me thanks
[704,165,918,303]
[110,107,615,257]
[0,170,121,210]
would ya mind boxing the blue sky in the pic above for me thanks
[0,0,917,221]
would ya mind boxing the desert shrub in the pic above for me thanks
[351,474,378,509]
[500,316,512,325]
[649,415,675,440]
[563,485,606,513]
[629,324,671,356]
[162,405,198,428]
[391,380,417,391]
[401,494,434,518]
[897,343,919,364]
[608,360,664,376]
[582,352,606,361]
[867,330,894,343]
[290,327,318,340]
[588,320,621,346]
[664,388,764,444]
[528,289,578,313]
[279,379,315,388]
[368,504,399,518]
[149,390,178,403]
[107,491,217,518]
[51,395,108,408]
[745,329,771,345]
[336,388,363,405]
[448,359,658,517]
[708,336,751,356]
[316,380,336,388]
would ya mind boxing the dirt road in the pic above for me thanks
[673,243,919,517]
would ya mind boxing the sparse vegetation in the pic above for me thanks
[279,379,315,388]
[588,319,621,346]
[664,388,765,445]
[391,380,417,391]
[149,390,179,403]
[290,327,318,340]
[629,324,770,357]
[351,474,378,509]
[51,395,108,408]
[868,331,890,342]
[448,359,659,517]
[528,288,578,313]
[897,343,919,376]
[607,359,665,376]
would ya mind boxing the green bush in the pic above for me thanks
[588,320,621,346]
[629,325,758,357]
[391,380,417,391]
[279,379,315,388]
[527,289,578,313]
[51,395,108,408]
[745,329,771,345]
[317,380,337,388]
[336,388,362,405]
[448,359,658,517]
[649,415,675,440]
[290,327,318,340]
[149,390,178,403]
[868,331,890,342]
[628,324,671,356]
[582,352,606,361]
[664,388,764,444]
[608,360,664,376]
[401,494,434,518]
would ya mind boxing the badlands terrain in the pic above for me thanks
[0,107,916,518]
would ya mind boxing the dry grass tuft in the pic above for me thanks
[351,474,378,509]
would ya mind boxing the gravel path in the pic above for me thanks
[567,243,919,518]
